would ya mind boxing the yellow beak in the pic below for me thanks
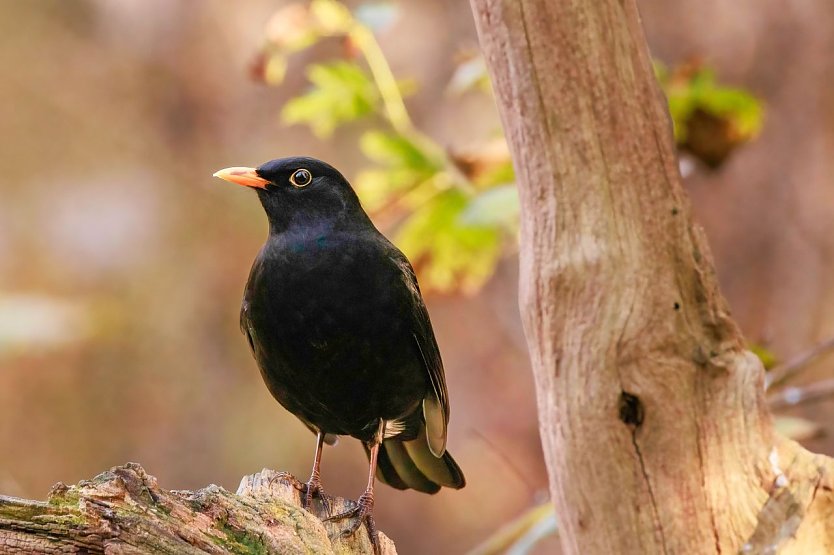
[212,167,270,189]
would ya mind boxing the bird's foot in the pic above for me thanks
[301,475,331,516]
[266,471,303,490]
[325,490,379,554]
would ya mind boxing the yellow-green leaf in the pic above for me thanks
[751,343,778,370]
[310,0,354,34]
[281,62,377,137]
[395,190,502,294]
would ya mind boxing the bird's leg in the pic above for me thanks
[301,432,330,515]
[326,420,384,554]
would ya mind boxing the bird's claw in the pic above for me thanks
[267,472,303,491]
[301,477,331,516]
[326,491,379,554]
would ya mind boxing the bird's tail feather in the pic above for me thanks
[366,424,465,494]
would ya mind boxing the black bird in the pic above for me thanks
[214,157,465,548]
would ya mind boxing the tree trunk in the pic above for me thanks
[0,463,395,554]
[469,0,834,553]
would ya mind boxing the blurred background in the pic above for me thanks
[1,1,833,553]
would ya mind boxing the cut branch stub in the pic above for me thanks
[0,463,396,554]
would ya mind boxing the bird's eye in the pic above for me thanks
[290,169,312,188]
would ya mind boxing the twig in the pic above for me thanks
[768,377,834,411]
[468,429,539,497]
[765,336,834,390]
[466,503,555,555]
[348,24,413,136]
[347,21,476,195]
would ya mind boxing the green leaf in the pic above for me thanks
[395,190,502,294]
[459,184,519,230]
[353,168,413,211]
[751,343,778,370]
[661,65,764,143]
[360,131,435,171]
[281,62,378,137]
[699,86,764,138]
[354,131,441,210]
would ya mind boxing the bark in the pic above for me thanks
[0,463,395,554]
[469,0,834,554]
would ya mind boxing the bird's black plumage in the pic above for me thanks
[217,157,464,516]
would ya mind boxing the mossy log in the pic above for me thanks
[0,463,396,554]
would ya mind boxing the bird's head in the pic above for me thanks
[213,156,369,233]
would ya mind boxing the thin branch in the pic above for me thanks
[768,377,834,411]
[468,429,540,497]
[466,503,555,555]
[347,22,476,194]
[766,336,834,390]
[349,24,414,136]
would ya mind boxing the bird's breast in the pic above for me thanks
[242,234,427,433]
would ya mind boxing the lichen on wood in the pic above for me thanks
[0,463,396,554]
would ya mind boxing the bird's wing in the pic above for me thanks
[392,254,450,457]
[240,300,338,445]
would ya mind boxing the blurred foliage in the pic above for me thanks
[751,343,778,370]
[256,23,777,553]
[256,0,511,294]
[656,60,764,167]
[256,1,765,294]
[282,62,379,137]
[396,190,502,293]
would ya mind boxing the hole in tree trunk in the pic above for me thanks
[619,392,644,427]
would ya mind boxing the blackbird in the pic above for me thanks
[213,157,465,548]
